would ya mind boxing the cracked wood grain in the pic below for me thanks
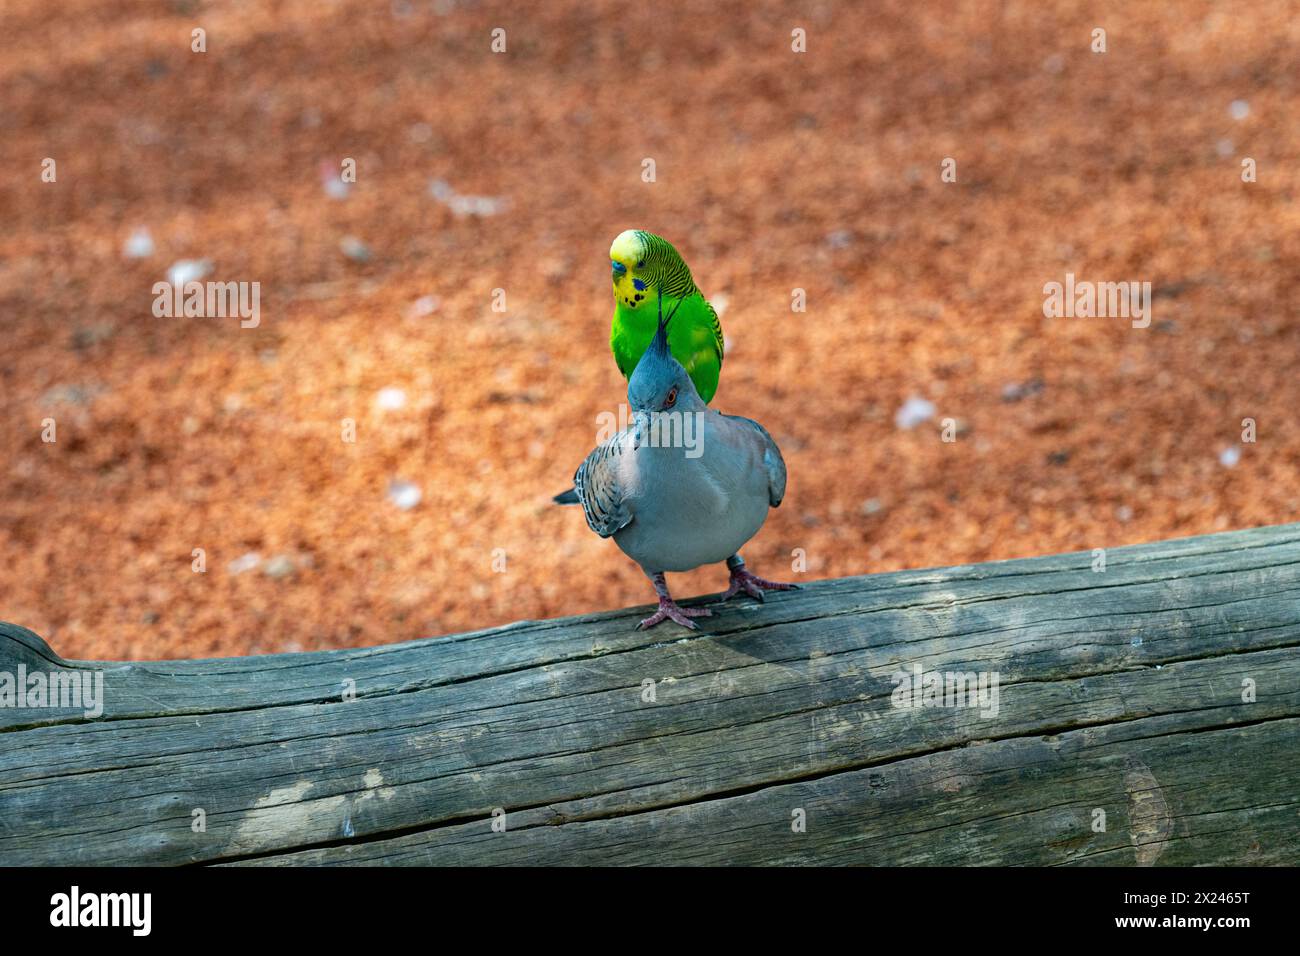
[1,523,1298,865]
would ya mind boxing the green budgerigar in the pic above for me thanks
[608,229,724,404]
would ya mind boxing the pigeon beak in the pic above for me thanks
[633,410,651,450]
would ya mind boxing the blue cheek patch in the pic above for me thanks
[633,278,646,291]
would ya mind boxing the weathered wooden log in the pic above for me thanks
[1,523,1297,866]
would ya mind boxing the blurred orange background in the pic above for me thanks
[1,0,1297,660]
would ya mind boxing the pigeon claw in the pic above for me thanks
[638,599,713,630]
[722,567,802,603]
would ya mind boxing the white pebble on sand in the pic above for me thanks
[409,295,440,317]
[340,236,371,261]
[167,259,211,286]
[895,396,936,430]
[123,228,154,259]
[388,480,422,510]
[263,555,296,579]
[228,552,262,575]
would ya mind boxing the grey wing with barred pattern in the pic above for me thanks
[573,432,635,537]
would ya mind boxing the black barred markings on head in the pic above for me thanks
[632,230,698,300]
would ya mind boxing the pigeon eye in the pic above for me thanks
[665,387,677,408]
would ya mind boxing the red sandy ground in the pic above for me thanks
[1,0,1297,661]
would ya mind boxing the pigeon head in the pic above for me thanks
[627,291,703,415]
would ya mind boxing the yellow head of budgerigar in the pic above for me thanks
[610,229,652,310]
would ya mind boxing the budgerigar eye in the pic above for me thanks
[637,260,645,268]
